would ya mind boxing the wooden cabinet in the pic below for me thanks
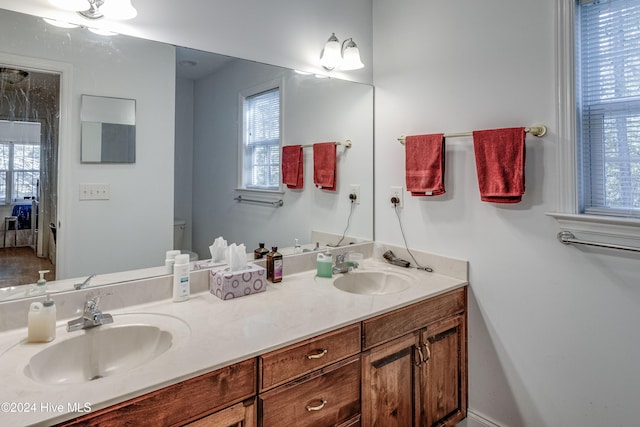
[361,288,467,427]
[259,355,361,427]
[57,358,257,427]
[55,287,466,427]
[185,398,256,427]
[258,324,362,426]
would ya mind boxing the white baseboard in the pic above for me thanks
[463,409,505,427]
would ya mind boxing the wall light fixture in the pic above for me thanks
[320,33,364,71]
[49,0,137,20]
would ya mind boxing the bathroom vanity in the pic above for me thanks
[0,245,468,427]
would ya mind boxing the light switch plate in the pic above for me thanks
[79,183,110,200]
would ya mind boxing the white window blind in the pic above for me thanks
[577,0,640,218]
[0,120,41,204]
[242,88,280,190]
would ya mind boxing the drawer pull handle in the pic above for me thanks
[307,349,328,359]
[306,399,327,412]
[414,345,424,367]
[423,343,431,362]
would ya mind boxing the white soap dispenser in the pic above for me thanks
[294,238,302,254]
[35,270,50,295]
[27,294,56,343]
[24,270,50,297]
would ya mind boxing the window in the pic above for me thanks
[240,85,281,191]
[0,121,41,205]
[576,0,640,218]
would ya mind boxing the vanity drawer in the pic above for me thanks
[57,358,257,426]
[362,287,466,350]
[259,323,360,391]
[259,355,361,427]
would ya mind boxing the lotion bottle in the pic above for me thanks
[172,254,191,302]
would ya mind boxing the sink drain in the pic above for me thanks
[88,375,103,381]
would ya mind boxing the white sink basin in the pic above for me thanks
[23,313,190,385]
[333,270,411,295]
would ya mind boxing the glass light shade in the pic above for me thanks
[320,33,342,70]
[341,40,364,71]
[100,0,138,20]
[49,0,89,11]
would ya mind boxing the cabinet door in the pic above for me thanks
[185,398,256,427]
[421,314,467,427]
[361,332,421,427]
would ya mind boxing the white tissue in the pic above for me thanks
[225,243,248,271]
[209,236,228,262]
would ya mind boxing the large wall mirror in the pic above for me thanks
[0,7,374,302]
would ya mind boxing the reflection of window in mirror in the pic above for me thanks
[0,121,41,204]
[240,81,282,191]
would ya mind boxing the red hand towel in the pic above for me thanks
[472,128,526,203]
[282,145,303,189]
[405,134,445,196]
[313,142,336,191]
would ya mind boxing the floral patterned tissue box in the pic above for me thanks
[209,263,267,300]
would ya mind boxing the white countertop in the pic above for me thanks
[0,257,467,426]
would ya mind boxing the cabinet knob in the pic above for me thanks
[306,399,327,412]
[306,349,328,360]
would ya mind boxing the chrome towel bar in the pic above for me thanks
[397,125,547,144]
[234,195,283,208]
[557,231,640,253]
[300,140,352,149]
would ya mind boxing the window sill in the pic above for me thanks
[546,212,640,249]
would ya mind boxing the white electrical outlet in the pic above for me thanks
[350,184,361,204]
[79,183,111,200]
[390,186,403,208]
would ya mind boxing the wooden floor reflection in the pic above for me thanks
[0,247,55,288]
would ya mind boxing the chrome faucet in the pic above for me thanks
[67,293,113,332]
[74,274,96,290]
[333,252,359,274]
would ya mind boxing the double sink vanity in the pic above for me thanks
[0,242,468,426]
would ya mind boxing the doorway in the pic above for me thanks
[0,65,60,287]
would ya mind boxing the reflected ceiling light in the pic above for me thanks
[49,0,137,20]
[42,18,80,28]
[88,27,118,36]
[319,33,364,71]
[0,68,29,85]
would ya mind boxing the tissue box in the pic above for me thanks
[209,263,267,300]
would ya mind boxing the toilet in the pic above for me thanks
[173,219,199,262]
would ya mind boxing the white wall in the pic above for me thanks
[373,1,640,426]
[174,77,195,251]
[0,11,175,278]
[0,0,374,85]
[186,60,373,256]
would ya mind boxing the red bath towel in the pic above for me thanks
[313,142,336,191]
[282,145,303,189]
[405,134,445,196]
[472,128,526,203]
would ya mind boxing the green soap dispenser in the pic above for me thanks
[316,251,333,278]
